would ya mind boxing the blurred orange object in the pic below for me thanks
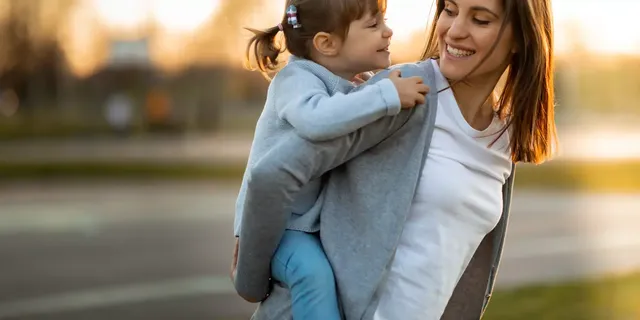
[145,89,171,123]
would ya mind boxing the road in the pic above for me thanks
[0,181,639,319]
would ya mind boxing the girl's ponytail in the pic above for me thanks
[244,25,283,77]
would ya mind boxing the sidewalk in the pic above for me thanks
[0,134,253,165]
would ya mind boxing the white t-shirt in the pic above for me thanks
[373,59,513,320]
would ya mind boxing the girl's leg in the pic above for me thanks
[271,230,341,320]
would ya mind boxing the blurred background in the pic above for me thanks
[0,0,639,319]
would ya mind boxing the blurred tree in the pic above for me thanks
[0,0,76,108]
[166,0,267,131]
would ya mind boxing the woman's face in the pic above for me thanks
[436,0,516,82]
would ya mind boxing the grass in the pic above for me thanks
[483,272,640,320]
[514,160,640,193]
[219,273,640,320]
[2,160,640,193]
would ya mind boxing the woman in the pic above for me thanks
[234,0,556,319]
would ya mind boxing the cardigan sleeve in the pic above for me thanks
[273,65,401,141]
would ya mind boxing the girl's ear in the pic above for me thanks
[312,32,342,57]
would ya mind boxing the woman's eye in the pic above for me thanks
[473,18,490,25]
[444,8,455,16]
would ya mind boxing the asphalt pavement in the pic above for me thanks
[0,181,639,319]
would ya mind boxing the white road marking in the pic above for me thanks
[0,275,235,319]
[505,232,640,259]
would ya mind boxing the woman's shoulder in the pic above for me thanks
[392,59,434,70]
[371,59,436,84]
[393,59,434,75]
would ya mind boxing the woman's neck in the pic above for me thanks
[450,72,502,131]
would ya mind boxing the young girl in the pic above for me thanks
[232,0,429,319]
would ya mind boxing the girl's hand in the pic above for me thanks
[230,237,239,283]
[388,70,430,108]
[352,71,375,85]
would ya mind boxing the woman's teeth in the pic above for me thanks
[447,45,475,57]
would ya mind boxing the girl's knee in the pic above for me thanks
[295,258,336,287]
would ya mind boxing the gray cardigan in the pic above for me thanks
[234,56,402,237]
[235,60,516,320]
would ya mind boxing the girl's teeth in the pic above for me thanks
[447,45,475,57]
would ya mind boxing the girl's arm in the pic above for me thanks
[273,65,401,141]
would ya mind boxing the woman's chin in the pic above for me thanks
[439,66,467,83]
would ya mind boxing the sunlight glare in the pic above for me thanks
[152,0,219,32]
[93,0,149,28]
[385,0,433,41]
[553,0,640,54]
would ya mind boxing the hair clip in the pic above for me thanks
[286,5,302,29]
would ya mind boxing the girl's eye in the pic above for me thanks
[473,18,490,25]
[444,8,455,16]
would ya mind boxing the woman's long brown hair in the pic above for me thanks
[422,0,557,164]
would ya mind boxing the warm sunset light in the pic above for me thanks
[553,0,640,54]
[58,0,640,76]
[384,0,434,41]
[152,0,219,32]
[88,0,639,55]
[92,0,219,32]
[93,0,149,29]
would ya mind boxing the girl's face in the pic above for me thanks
[436,0,516,82]
[338,12,395,74]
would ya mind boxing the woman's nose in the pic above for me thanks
[448,17,469,39]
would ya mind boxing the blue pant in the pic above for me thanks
[271,230,341,320]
